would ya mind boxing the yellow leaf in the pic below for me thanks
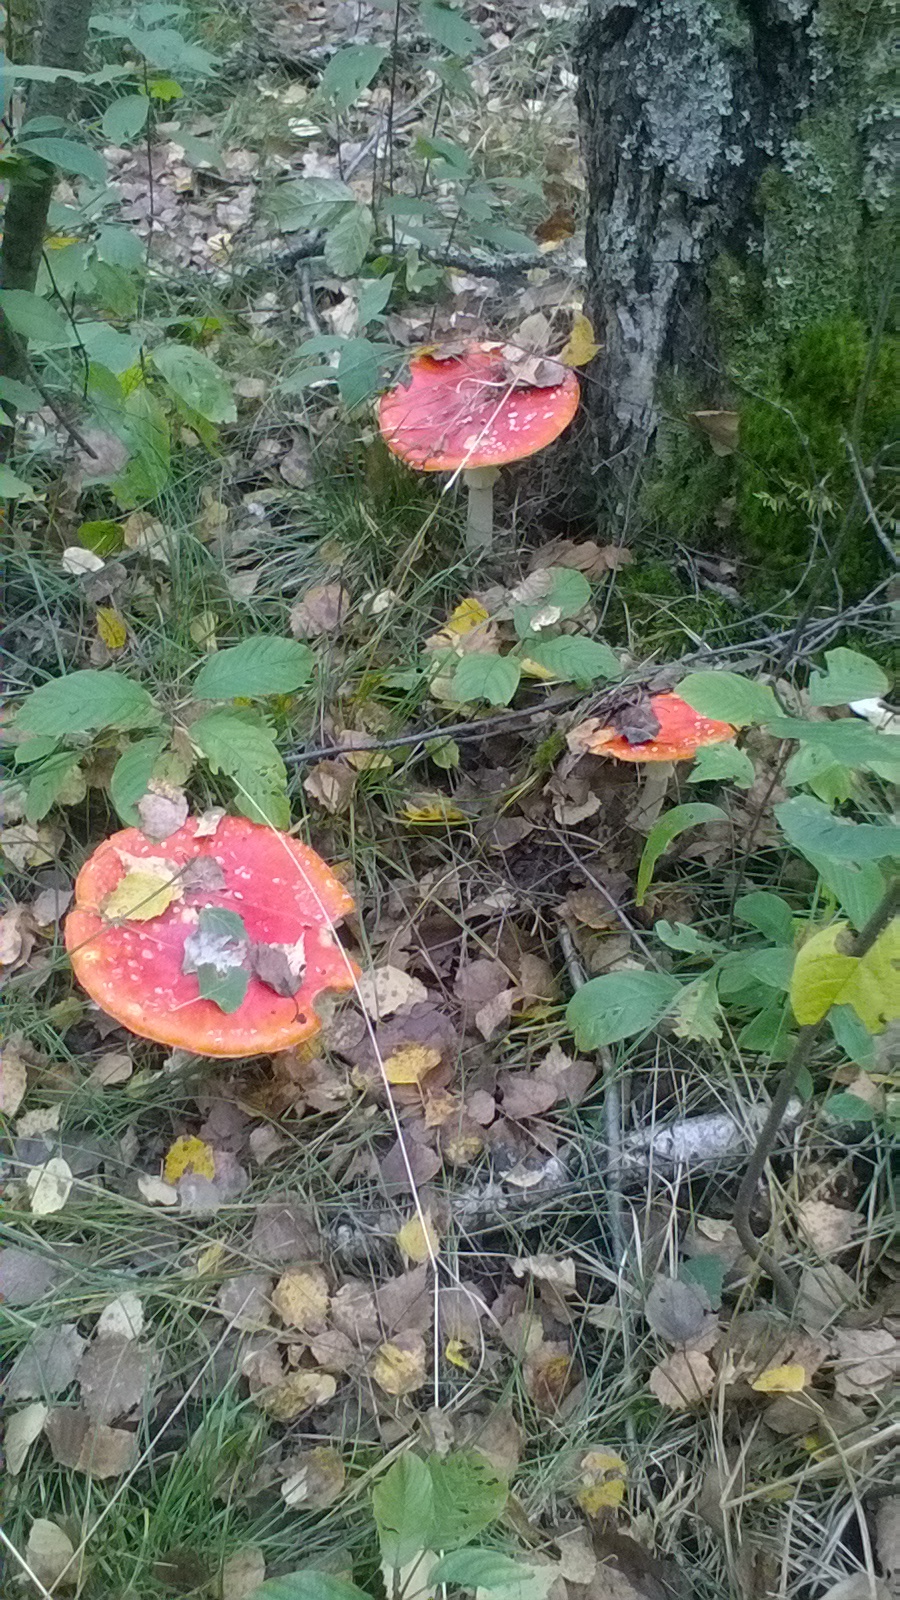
[396,1212,440,1264]
[164,1135,216,1184]
[751,1363,807,1394]
[102,863,182,922]
[444,1339,472,1371]
[45,234,81,250]
[257,1371,337,1420]
[576,1449,627,1513]
[401,798,467,825]
[384,1044,443,1085]
[790,920,899,1032]
[272,1267,330,1332]
[447,597,491,635]
[96,606,128,650]
[343,747,394,772]
[195,1243,225,1276]
[688,410,740,456]
[372,1339,427,1396]
[559,312,600,368]
[577,1479,625,1513]
[519,656,558,682]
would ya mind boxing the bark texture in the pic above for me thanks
[576,0,840,465]
[0,0,94,435]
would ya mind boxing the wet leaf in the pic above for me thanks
[163,1135,216,1184]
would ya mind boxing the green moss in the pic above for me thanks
[759,113,862,340]
[603,559,739,654]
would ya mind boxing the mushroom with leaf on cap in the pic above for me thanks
[65,813,358,1057]
[568,693,735,763]
[378,340,579,555]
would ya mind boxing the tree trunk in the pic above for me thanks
[575,0,884,472]
[0,0,94,446]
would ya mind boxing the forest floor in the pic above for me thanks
[1,3,897,1600]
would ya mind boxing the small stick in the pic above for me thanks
[733,879,899,1309]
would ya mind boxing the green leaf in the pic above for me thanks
[679,1255,724,1310]
[744,946,794,991]
[688,743,755,788]
[678,671,780,727]
[670,974,723,1043]
[191,636,314,700]
[15,670,160,737]
[337,336,381,412]
[19,135,107,183]
[14,737,60,766]
[428,1453,508,1548]
[0,288,73,347]
[428,737,460,769]
[373,1453,434,1570]
[110,383,170,503]
[241,1575,371,1600]
[736,998,794,1059]
[195,962,249,1013]
[78,518,125,556]
[96,224,145,270]
[325,204,374,276]
[151,342,236,423]
[829,1004,876,1068]
[807,853,886,933]
[654,920,723,954]
[775,796,900,863]
[766,718,899,783]
[0,375,43,410]
[320,44,388,114]
[429,1551,527,1590]
[268,176,353,231]
[110,735,169,824]
[101,93,150,143]
[635,802,727,905]
[567,970,681,1049]
[23,750,83,822]
[525,635,621,688]
[808,647,889,707]
[76,319,143,372]
[413,132,472,176]
[0,464,36,499]
[784,743,855,805]
[190,709,290,828]
[513,568,591,638]
[452,653,521,707]
[357,273,394,326]
[420,0,485,56]
[734,892,794,945]
[822,1092,878,1124]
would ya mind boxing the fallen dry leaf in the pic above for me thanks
[97,1293,144,1341]
[44,1407,138,1477]
[137,785,189,841]
[77,1334,156,1423]
[384,1044,443,1084]
[280,1446,346,1509]
[27,1157,74,1216]
[304,759,357,814]
[356,965,428,1019]
[644,1276,716,1347]
[102,860,182,921]
[751,1363,806,1395]
[372,1332,428,1396]
[217,1274,274,1331]
[25,1519,75,1588]
[523,1341,579,1411]
[0,1246,61,1305]
[0,1042,28,1116]
[833,1329,900,1397]
[797,1199,860,1256]
[576,1449,628,1514]
[257,1369,337,1420]
[290,583,350,637]
[396,1212,440,1264]
[272,1266,330,1333]
[222,1547,267,1600]
[688,409,739,455]
[648,1350,715,1409]
[163,1135,216,1184]
[4,1402,49,1476]
[88,1050,133,1086]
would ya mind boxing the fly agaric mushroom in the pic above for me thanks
[378,341,579,554]
[568,693,735,762]
[65,814,357,1057]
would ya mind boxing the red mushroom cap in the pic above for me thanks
[65,815,358,1057]
[571,693,735,762]
[378,341,579,471]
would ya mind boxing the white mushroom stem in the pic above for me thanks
[463,465,500,554]
[628,760,674,832]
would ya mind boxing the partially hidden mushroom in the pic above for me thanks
[378,340,579,555]
[65,814,358,1057]
[568,693,735,763]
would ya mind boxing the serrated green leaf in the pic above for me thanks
[110,734,169,824]
[0,288,73,347]
[688,742,755,788]
[325,204,374,276]
[267,176,353,232]
[320,44,388,114]
[190,709,290,827]
[23,750,83,822]
[19,135,107,183]
[452,652,521,707]
[808,647,889,707]
[678,671,779,727]
[736,997,794,1059]
[15,670,160,737]
[635,802,727,905]
[525,635,621,687]
[151,341,236,423]
[567,970,681,1049]
[337,336,381,411]
[191,636,314,700]
[110,382,170,503]
[430,1550,527,1589]
[428,1453,508,1548]
[101,93,150,143]
[420,0,485,56]
[373,1454,434,1569]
